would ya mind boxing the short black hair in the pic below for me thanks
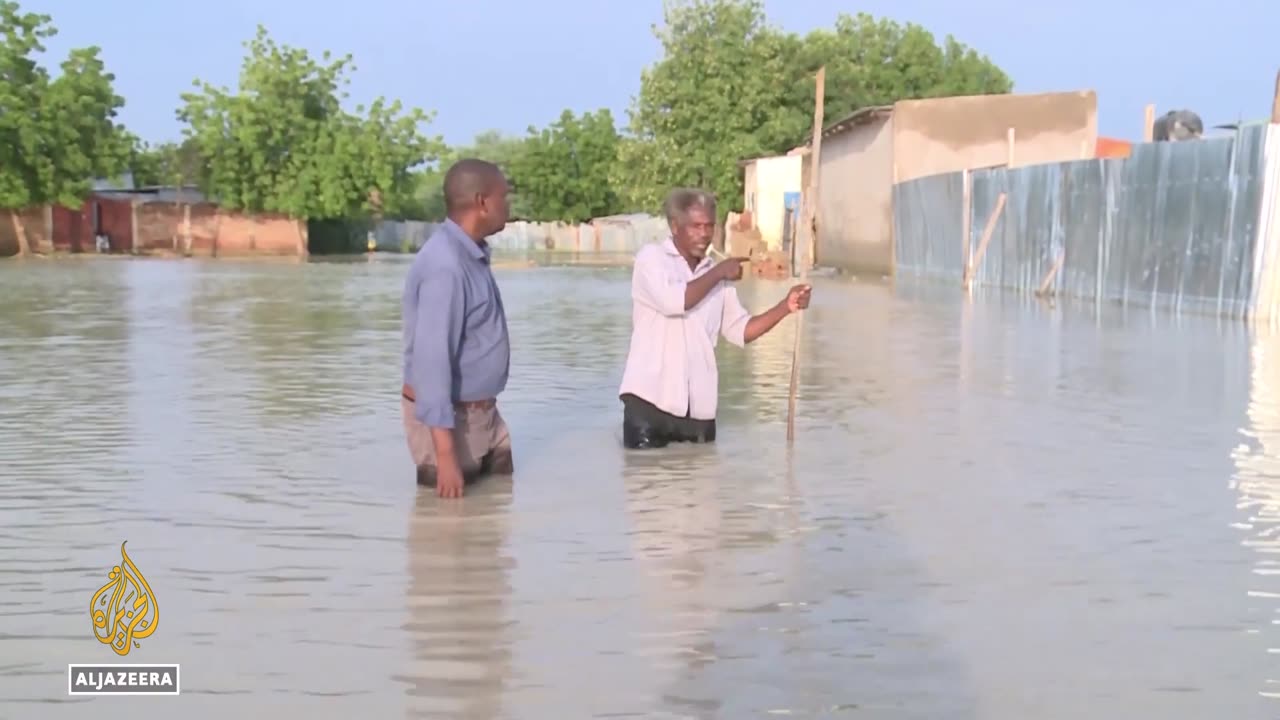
[443,158,505,213]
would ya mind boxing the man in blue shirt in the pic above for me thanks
[401,159,513,498]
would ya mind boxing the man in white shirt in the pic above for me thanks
[617,188,812,449]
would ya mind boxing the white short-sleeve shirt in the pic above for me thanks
[617,238,752,420]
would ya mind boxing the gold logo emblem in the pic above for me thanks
[90,542,158,656]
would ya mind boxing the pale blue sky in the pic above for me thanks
[22,0,1279,147]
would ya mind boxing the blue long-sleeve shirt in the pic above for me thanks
[401,219,510,429]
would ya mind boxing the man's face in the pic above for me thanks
[479,175,511,235]
[671,206,715,261]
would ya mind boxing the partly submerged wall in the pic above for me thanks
[375,215,671,255]
[893,122,1277,320]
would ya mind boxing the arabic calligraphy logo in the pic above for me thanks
[90,541,158,656]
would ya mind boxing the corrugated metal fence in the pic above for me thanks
[892,123,1276,318]
[375,214,670,254]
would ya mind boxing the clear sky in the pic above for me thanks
[21,0,1279,147]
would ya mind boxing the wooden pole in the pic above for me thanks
[786,66,824,445]
[1035,249,1066,297]
[1006,128,1016,167]
[961,169,972,279]
[962,192,1007,292]
[1143,104,1156,142]
[1271,69,1280,124]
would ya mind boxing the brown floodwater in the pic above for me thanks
[2,253,1279,719]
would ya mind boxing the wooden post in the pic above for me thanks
[1035,250,1066,298]
[1143,104,1156,142]
[787,66,824,445]
[1006,128,1016,167]
[962,192,1007,291]
[1271,69,1280,124]
[961,169,972,279]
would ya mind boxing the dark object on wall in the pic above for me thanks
[1152,110,1204,142]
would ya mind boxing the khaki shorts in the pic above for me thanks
[401,397,513,486]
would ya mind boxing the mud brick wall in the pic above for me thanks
[134,202,302,256]
[0,207,51,256]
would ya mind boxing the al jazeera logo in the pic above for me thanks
[67,541,179,696]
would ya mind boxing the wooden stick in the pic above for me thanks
[962,192,1007,291]
[787,66,824,445]
[1035,249,1066,297]
[961,169,972,281]
[1271,69,1280,124]
[1143,104,1156,142]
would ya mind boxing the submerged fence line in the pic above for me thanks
[373,215,671,255]
[892,123,1280,320]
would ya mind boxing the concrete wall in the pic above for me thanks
[892,91,1098,184]
[815,116,895,273]
[811,90,1099,276]
[744,155,802,250]
[375,215,672,256]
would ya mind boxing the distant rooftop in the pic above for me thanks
[94,184,209,204]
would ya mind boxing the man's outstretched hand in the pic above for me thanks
[785,284,812,313]
[714,256,750,281]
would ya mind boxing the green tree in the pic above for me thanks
[176,25,443,225]
[615,0,1014,217]
[407,130,530,222]
[613,0,795,217]
[0,0,130,256]
[791,13,1013,129]
[510,108,623,223]
[127,137,202,189]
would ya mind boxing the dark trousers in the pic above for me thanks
[620,393,716,449]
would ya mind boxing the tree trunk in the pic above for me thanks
[183,203,192,254]
[10,210,30,256]
[295,219,309,257]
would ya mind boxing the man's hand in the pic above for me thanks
[714,256,750,281]
[436,456,465,499]
[785,284,812,313]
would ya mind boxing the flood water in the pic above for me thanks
[2,253,1280,719]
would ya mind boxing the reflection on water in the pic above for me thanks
[1232,326,1280,702]
[399,483,513,719]
[0,255,1276,718]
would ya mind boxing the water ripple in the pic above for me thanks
[0,256,1273,718]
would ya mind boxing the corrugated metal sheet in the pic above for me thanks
[894,123,1271,318]
[891,171,966,282]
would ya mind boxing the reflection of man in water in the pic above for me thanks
[401,159,514,498]
[617,188,811,449]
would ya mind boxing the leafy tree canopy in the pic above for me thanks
[406,130,530,222]
[613,0,1014,217]
[0,0,130,253]
[509,108,624,224]
[176,25,444,220]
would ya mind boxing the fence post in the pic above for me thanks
[962,192,1007,292]
[961,169,972,280]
